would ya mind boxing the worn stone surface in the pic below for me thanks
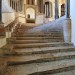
[2,24,75,75]
[4,59,75,75]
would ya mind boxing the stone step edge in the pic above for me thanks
[7,53,75,66]
[14,47,75,55]
[29,65,75,75]
[13,42,73,48]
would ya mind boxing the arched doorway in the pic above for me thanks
[26,8,35,23]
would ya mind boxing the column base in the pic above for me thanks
[63,18,71,42]
[0,22,5,37]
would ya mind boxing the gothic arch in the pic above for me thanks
[26,8,35,19]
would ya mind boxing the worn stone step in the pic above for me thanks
[14,40,63,44]
[28,59,75,75]
[14,46,75,55]
[12,33,63,37]
[6,50,75,65]
[7,37,64,44]
[4,59,75,75]
[8,39,63,44]
[51,70,75,75]
[14,37,63,40]
[12,32,63,35]
[13,42,73,49]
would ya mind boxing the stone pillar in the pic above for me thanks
[0,0,2,22]
[63,0,71,42]
[63,19,71,42]
[55,0,59,19]
[65,0,70,18]
[0,0,5,36]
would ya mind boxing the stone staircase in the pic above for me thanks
[2,24,75,75]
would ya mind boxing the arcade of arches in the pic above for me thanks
[7,0,66,23]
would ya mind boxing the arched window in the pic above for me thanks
[44,2,52,18]
[61,4,65,16]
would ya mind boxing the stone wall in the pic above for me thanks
[2,12,15,27]
[70,0,75,45]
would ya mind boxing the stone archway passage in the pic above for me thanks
[26,8,35,23]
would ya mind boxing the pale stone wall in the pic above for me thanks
[0,0,16,48]
[70,0,75,45]
[2,13,15,27]
[18,13,26,23]
[0,38,6,48]
[36,13,45,24]
[2,0,15,26]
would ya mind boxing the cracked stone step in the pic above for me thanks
[28,59,75,75]
[12,31,63,36]
[14,40,64,44]
[12,33,63,37]
[7,37,64,41]
[51,70,75,75]
[13,42,73,49]
[2,46,75,55]
[6,50,75,65]
[14,46,75,55]
[4,59,75,75]
[8,39,63,44]
[15,37,63,40]
[16,37,63,40]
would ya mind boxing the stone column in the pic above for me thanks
[63,0,71,42]
[0,0,2,22]
[55,0,59,19]
[0,0,5,36]
[65,0,70,18]
[18,0,20,11]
